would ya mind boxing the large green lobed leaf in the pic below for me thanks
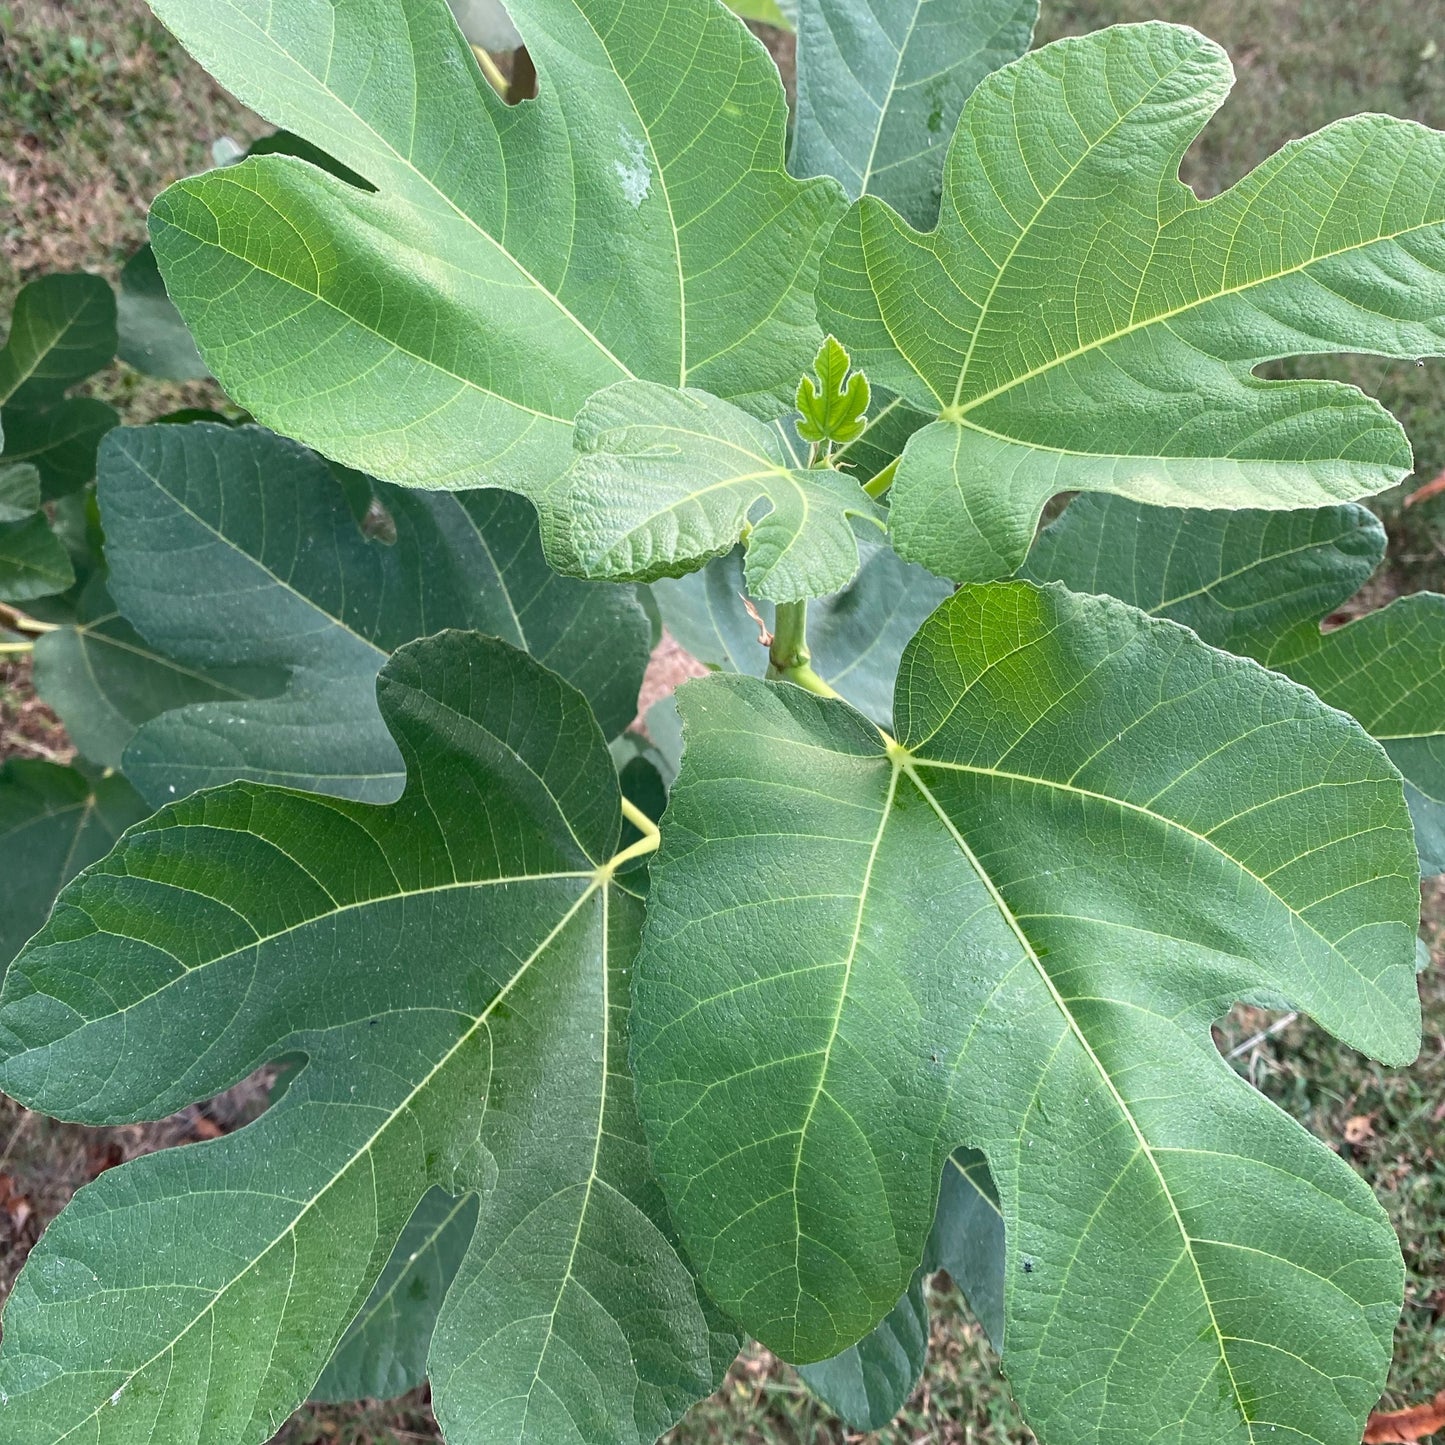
[633,582,1420,1445]
[818,22,1445,583]
[37,422,649,801]
[1024,495,1445,874]
[0,632,735,1445]
[145,0,843,497]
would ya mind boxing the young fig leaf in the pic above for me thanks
[543,382,884,604]
[796,336,871,447]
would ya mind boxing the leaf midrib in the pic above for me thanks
[856,2,927,199]
[897,757,1258,1440]
[944,51,1193,411]
[951,214,1445,422]
[905,752,1408,1024]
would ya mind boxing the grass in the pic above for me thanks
[0,0,1442,1441]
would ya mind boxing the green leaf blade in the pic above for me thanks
[116,244,209,381]
[313,1187,480,1404]
[1,397,118,499]
[0,760,149,973]
[797,1268,928,1431]
[791,0,1037,227]
[147,0,843,496]
[546,382,883,603]
[0,273,116,411]
[0,633,733,1445]
[817,23,1445,582]
[83,422,647,804]
[0,513,74,602]
[1024,494,1445,873]
[633,582,1419,1444]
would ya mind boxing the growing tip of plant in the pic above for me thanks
[796,335,871,448]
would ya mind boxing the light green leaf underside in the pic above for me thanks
[633,582,1419,1445]
[146,0,842,497]
[313,1187,480,1404]
[791,0,1037,227]
[0,462,40,522]
[652,539,948,725]
[0,632,735,1445]
[818,22,1445,583]
[1024,494,1445,874]
[0,760,149,972]
[78,422,648,804]
[544,382,884,604]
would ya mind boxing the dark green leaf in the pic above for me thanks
[930,1148,1004,1350]
[116,245,209,381]
[0,513,74,602]
[1024,495,1445,873]
[798,1269,928,1431]
[792,0,1037,227]
[818,23,1445,583]
[0,273,116,411]
[800,1145,1005,1430]
[313,1188,480,1404]
[0,397,118,499]
[0,760,148,972]
[32,576,256,772]
[87,423,648,803]
[634,582,1419,1444]
[0,632,736,1445]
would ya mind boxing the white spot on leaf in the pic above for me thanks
[614,130,651,208]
